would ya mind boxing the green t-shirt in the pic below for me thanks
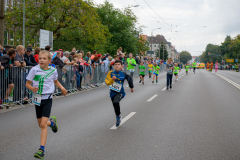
[173,66,180,73]
[127,58,136,70]
[193,62,197,68]
[153,65,160,74]
[139,65,146,75]
[185,65,189,71]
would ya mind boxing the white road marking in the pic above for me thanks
[147,94,158,101]
[215,73,240,89]
[110,112,136,129]
[162,87,166,91]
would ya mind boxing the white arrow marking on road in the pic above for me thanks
[162,87,166,91]
[147,94,158,101]
[110,112,136,129]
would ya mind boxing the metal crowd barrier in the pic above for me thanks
[0,64,108,109]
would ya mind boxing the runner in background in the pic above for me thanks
[138,61,146,85]
[173,63,180,81]
[185,63,189,75]
[148,60,153,78]
[126,53,136,87]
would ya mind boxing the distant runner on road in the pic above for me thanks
[193,61,197,74]
[165,58,174,90]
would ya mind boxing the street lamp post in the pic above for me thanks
[23,0,25,46]
[124,5,139,15]
[151,28,161,57]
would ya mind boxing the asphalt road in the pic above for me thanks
[1,69,240,160]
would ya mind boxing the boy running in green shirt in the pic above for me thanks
[139,61,146,85]
[126,53,136,87]
[185,63,190,75]
[152,62,160,83]
[173,63,180,81]
[26,50,67,159]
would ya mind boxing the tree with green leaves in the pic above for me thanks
[4,0,109,52]
[138,35,149,56]
[156,42,168,60]
[180,51,192,64]
[96,1,139,56]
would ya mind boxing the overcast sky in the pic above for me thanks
[93,0,240,56]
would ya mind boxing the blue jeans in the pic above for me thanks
[166,74,173,88]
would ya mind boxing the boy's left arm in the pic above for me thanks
[125,73,134,93]
[54,80,67,96]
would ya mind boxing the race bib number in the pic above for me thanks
[130,69,134,72]
[109,82,122,92]
[167,69,172,73]
[140,69,144,72]
[33,93,42,106]
[174,70,177,72]
[153,70,156,73]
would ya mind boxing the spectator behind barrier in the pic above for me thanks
[0,44,6,56]
[45,45,51,51]
[0,48,16,104]
[33,47,41,63]
[24,47,38,66]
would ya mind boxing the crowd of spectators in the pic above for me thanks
[0,44,168,109]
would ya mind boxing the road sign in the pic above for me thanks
[235,59,238,62]
[226,59,234,62]
[40,29,53,49]
[147,51,154,54]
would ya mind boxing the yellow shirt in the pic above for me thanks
[148,64,153,70]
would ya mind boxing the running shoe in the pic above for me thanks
[139,80,142,83]
[166,87,169,90]
[34,149,44,159]
[50,116,58,133]
[170,85,172,89]
[142,82,144,85]
[126,85,129,88]
[152,81,154,83]
[156,80,158,83]
[116,115,122,127]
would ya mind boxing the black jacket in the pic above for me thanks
[53,57,65,69]
[24,53,38,66]
[0,54,12,68]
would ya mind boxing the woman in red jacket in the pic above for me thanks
[33,47,41,63]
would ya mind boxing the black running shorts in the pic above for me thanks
[174,73,178,76]
[139,74,145,77]
[35,99,53,119]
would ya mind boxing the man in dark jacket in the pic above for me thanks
[52,51,66,95]
[24,48,38,66]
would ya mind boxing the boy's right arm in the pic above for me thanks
[26,80,39,92]
[105,71,114,85]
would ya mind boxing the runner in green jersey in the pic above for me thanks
[185,63,190,75]
[152,62,160,83]
[138,61,146,85]
[193,61,197,74]
[126,53,136,87]
[173,63,180,81]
